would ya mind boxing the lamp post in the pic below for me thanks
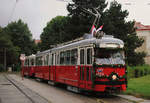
[4,48,6,71]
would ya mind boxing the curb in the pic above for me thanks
[117,94,150,103]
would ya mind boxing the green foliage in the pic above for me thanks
[40,0,145,65]
[0,19,37,71]
[0,27,20,67]
[127,65,150,79]
[0,64,4,72]
[4,19,37,55]
[40,16,71,50]
[66,0,108,38]
[40,1,108,51]
[67,0,145,66]
[101,1,145,65]
[14,63,21,72]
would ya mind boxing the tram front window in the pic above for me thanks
[95,48,125,65]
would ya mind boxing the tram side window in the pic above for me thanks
[36,57,42,66]
[30,59,34,66]
[87,48,92,64]
[57,53,59,65]
[27,59,29,66]
[64,52,67,65]
[44,55,49,66]
[60,52,64,65]
[43,56,46,66]
[25,59,28,66]
[36,57,38,66]
[52,54,54,65]
[49,54,52,65]
[71,49,77,65]
[28,59,30,66]
[46,55,49,66]
[80,49,84,64]
[66,50,71,65]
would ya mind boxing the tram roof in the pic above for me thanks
[36,34,124,56]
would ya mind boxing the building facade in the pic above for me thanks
[135,22,150,65]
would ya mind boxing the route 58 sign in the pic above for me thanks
[20,54,26,61]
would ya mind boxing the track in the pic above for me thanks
[4,75,36,103]
[8,74,133,103]
[2,74,50,103]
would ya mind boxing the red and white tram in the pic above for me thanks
[22,34,127,93]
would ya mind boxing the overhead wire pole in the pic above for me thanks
[57,0,101,32]
[4,0,18,71]
[8,0,18,23]
[4,48,6,71]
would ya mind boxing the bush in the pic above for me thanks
[0,64,4,72]
[127,65,150,79]
[14,64,21,72]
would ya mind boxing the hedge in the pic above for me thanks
[127,65,150,79]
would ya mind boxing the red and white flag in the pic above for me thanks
[91,25,96,36]
[96,25,103,32]
[91,25,103,37]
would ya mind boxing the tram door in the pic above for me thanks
[79,48,93,90]
[50,53,56,81]
[85,48,93,90]
[79,48,86,88]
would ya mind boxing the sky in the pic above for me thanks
[0,0,150,39]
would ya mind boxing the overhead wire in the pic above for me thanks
[8,0,18,24]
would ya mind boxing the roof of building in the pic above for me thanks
[135,22,150,31]
[34,39,41,44]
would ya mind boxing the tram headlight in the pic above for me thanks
[112,75,117,80]
[120,44,124,48]
[99,43,106,48]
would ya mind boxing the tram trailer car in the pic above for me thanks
[23,54,36,77]
[22,34,127,93]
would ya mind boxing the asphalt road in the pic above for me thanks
[7,74,132,103]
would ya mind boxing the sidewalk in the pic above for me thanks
[0,74,32,103]
[0,74,50,103]
[117,94,150,103]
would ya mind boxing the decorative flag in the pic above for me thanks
[91,25,103,37]
[96,25,103,32]
[91,25,96,37]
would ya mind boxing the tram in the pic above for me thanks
[22,34,127,93]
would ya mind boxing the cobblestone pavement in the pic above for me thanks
[0,73,50,103]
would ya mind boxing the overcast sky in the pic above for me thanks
[0,0,150,39]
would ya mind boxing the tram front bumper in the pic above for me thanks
[94,81,126,92]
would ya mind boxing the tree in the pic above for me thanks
[4,19,37,55]
[0,19,38,71]
[0,27,20,70]
[40,16,71,50]
[66,0,145,65]
[102,1,145,65]
[40,0,145,65]
[40,0,108,50]
[66,0,108,38]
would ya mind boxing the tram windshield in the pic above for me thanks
[95,48,125,65]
